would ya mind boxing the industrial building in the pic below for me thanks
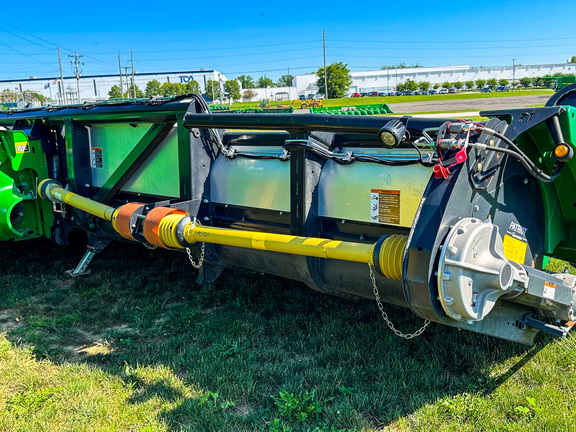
[1,62,575,106]
[0,69,225,105]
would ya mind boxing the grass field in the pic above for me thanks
[1,234,576,431]
[227,89,554,110]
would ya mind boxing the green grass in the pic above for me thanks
[1,235,576,431]
[229,89,553,110]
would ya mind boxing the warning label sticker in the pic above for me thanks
[15,141,29,153]
[91,147,103,168]
[370,189,400,224]
[502,234,527,264]
[543,281,557,300]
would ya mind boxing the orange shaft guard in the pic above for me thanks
[142,207,188,248]
[112,202,145,241]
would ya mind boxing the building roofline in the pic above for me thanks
[0,70,217,84]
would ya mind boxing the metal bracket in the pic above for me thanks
[521,313,573,337]
[66,249,96,277]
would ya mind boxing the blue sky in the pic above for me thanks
[1,0,574,82]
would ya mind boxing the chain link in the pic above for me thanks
[368,263,430,339]
[186,242,205,269]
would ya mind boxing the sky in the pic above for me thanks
[1,0,575,83]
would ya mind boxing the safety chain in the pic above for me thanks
[143,243,157,250]
[368,263,430,339]
[186,242,205,269]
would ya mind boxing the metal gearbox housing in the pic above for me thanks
[437,218,527,322]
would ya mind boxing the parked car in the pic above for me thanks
[481,87,491,93]
[428,89,437,95]
[307,93,315,99]
[395,91,403,96]
[387,92,396,96]
[351,93,361,97]
[370,91,379,97]
[448,88,457,94]
[299,95,306,100]
[377,91,386,96]
[496,86,510,92]
[439,88,448,94]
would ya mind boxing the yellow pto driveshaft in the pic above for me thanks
[38,179,407,281]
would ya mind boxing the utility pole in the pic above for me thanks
[118,54,123,96]
[512,59,516,92]
[130,51,136,98]
[122,66,131,97]
[57,47,67,105]
[68,52,83,103]
[219,74,224,106]
[323,29,328,99]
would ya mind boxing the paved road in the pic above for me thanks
[387,94,551,114]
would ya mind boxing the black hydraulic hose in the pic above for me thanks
[489,129,563,182]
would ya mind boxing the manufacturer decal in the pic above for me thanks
[15,141,29,153]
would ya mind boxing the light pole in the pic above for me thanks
[219,74,223,107]
[512,59,516,92]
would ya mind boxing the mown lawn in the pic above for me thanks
[229,89,554,110]
[0,234,575,431]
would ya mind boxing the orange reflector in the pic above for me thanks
[555,144,570,159]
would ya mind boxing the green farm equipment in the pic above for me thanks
[210,100,294,114]
[311,103,392,115]
[536,76,576,91]
[4,88,576,344]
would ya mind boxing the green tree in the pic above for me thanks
[475,79,486,89]
[257,76,275,88]
[464,81,475,90]
[498,79,509,86]
[381,63,423,69]
[127,84,144,98]
[316,62,352,98]
[242,89,258,101]
[204,79,221,100]
[185,80,200,94]
[453,81,463,90]
[418,81,430,92]
[404,79,418,92]
[236,75,255,89]
[108,85,122,98]
[224,80,241,101]
[396,82,405,92]
[442,81,451,89]
[519,77,533,88]
[160,82,177,96]
[145,80,161,97]
[487,78,498,89]
[277,74,295,87]
[433,83,440,89]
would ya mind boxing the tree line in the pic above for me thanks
[107,69,575,101]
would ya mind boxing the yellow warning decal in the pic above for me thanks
[15,140,29,153]
[503,234,527,264]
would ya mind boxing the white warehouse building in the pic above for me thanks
[2,62,575,105]
[293,62,576,96]
[0,69,227,104]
